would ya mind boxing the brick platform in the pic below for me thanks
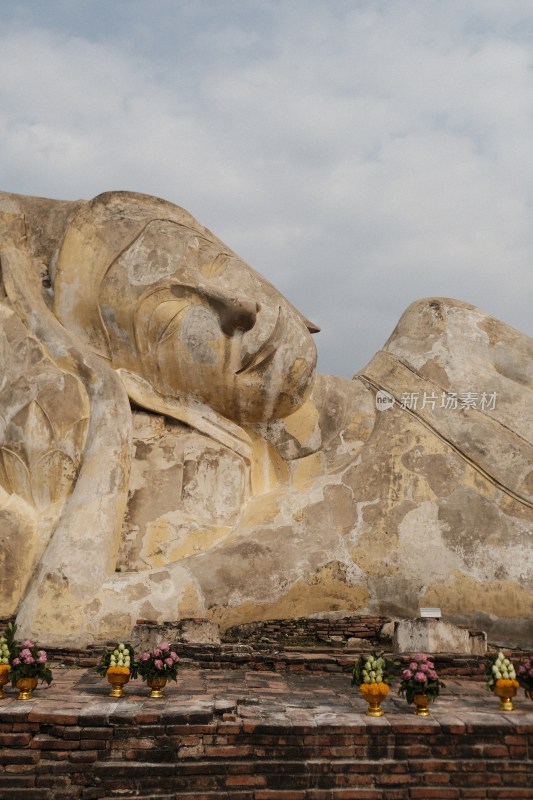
[1,666,532,799]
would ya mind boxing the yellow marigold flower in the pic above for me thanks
[107,665,130,676]
[496,678,518,688]
[0,664,9,675]
[360,681,389,697]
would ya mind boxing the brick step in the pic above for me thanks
[96,792,407,800]
[5,757,524,797]
[95,795,309,800]
[0,788,395,800]
[2,771,532,800]
[97,793,390,800]
[2,792,533,800]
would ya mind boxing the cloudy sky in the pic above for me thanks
[1,0,533,377]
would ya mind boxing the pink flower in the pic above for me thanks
[12,658,20,666]
[24,656,35,664]
[153,648,162,657]
[518,665,526,674]
[159,641,170,651]
[528,669,533,678]
[38,650,47,659]
[37,655,47,663]
[428,670,438,681]
[140,651,150,661]
[420,663,430,673]
[154,659,164,670]
[170,652,179,662]
[402,669,413,680]
[165,657,173,667]
[409,662,418,671]
[22,640,34,648]
[427,661,435,669]
[414,671,427,683]
[20,648,32,658]
[414,654,427,662]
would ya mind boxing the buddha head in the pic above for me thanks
[53,191,318,423]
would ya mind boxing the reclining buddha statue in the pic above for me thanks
[1,189,532,646]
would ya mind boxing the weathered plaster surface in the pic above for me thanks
[1,190,532,646]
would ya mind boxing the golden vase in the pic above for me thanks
[493,682,517,711]
[0,666,9,699]
[107,670,130,698]
[412,693,433,716]
[359,683,390,717]
[147,675,167,698]
[16,677,38,700]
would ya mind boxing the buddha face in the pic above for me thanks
[98,218,317,423]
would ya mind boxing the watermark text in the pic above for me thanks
[375,390,497,412]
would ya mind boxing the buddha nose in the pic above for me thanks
[209,294,258,335]
[170,282,258,335]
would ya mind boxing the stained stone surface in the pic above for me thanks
[393,619,487,655]
[1,189,533,647]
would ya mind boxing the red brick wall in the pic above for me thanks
[1,707,532,798]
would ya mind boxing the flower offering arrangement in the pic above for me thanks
[486,651,517,688]
[352,651,398,717]
[398,653,444,714]
[137,641,180,681]
[486,651,519,710]
[137,641,180,698]
[2,623,53,699]
[97,642,137,697]
[97,642,137,678]
[5,623,53,687]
